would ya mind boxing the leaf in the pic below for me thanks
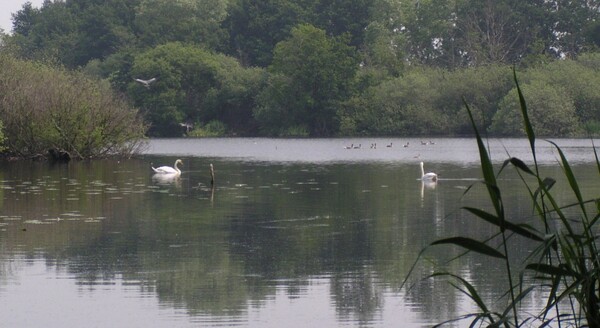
[463,98,503,218]
[548,141,588,218]
[463,207,543,242]
[431,237,506,259]
[501,286,536,317]
[514,68,536,154]
[431,272,492,317]
[525,263,577,278]
[508,157,534,175]
[533,177,556,201]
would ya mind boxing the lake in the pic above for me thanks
[0,138,598,327]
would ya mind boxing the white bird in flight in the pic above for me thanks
[134,77,157,88]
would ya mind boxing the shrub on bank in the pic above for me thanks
[0,55,146,160]
[0,120,6,153]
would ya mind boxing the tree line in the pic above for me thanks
[1,0,600,138]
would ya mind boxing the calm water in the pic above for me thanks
[0,138,598,327]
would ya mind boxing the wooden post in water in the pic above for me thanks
[210,163,215,186]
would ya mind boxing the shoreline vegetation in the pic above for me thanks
[0,55,147,161]
[1,0,599,144]
[0,49,599,161]
[406,72,600,327]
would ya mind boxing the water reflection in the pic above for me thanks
[152,173,182,186]
[0,138,598,327]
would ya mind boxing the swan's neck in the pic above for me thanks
[174,161,181,174]
[420,163,425,177]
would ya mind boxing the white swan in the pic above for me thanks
[152,172,181,185]
[420,162,437,181]
[152,159,183,176]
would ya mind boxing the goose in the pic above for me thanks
[420,162,437,181]
[403,142,409,148]
[386,143,393,148]
[134,77,157,88]
[152,159,183,176]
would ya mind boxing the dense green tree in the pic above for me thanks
[224,0,310,67]
[395,0,456,66]
[356,22,405,89]
[550,0,600,57]
[68,0,138,66]
[490,81,582,136]
[7,0,141,67]
[526,53,600,131]
[3,0,600,138]
[10,1,39,36]
[451,0,550,66]
[8,1,79,64]
[340,68,446,136]
[311,0,374,48]
[434,64,513,134]
[135,0,228,50]
[255,24,358,136]
[129,42,265,136]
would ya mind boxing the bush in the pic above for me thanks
[0,55,147,159]
[188,120,227,137]
[489,80,582,136]
[0,120,6,153]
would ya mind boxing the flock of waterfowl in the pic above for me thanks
[150,141,439,183]
[344,140,435,149]
[341,140,438,181]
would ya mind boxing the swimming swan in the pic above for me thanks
[420,162,437,181]
[152,159,183,176]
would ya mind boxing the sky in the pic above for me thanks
[0,0,44,34]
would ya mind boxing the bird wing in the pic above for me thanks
[152,166,177,174]
[134,78,156,85]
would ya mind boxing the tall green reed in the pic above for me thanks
[406,70,600,327]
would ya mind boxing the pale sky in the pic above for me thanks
[1,0,44,34]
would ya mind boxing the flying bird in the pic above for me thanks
[134,77,157,88]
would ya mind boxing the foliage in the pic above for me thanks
[128,42,266,137]
[526,53,600,125]
[224,0,311,67]
[255,24,358,136]
[187,120,227,137]
[0,120,6,153]
[134,0,228,50]
[2,0,600,137]
[340,68,446,136]
[407,72,600,327]
[490,81,582,136]
[341,65,514,136]
[0,54,146,159]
